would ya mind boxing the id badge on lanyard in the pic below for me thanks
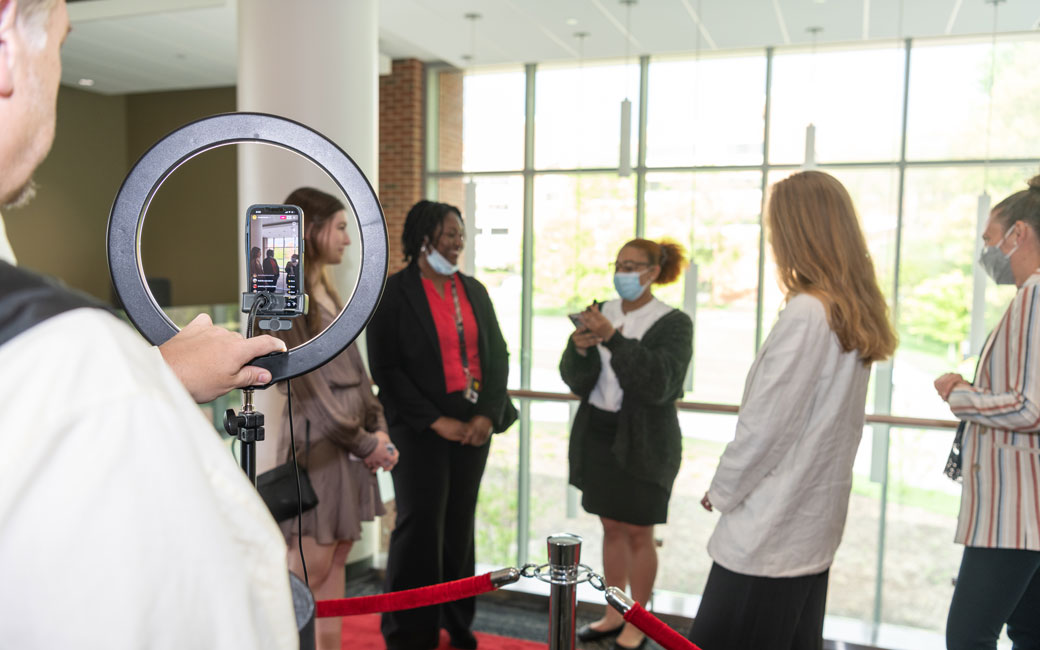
[450,278,480,404]
[464,374,481,404]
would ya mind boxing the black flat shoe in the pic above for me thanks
[576,622,625,642]
[610,636,648,650]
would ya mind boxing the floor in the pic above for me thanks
[343,572,881,650]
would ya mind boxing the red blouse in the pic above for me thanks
[421,275,483,392]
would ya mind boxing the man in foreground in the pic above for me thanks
[0,1,297,646]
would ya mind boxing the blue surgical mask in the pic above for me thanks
[978,225,1019,285]
[614,271,649,301]
[425,246,458,276]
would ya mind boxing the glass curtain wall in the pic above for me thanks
[425,33,1040,649]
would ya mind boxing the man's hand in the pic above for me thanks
[159,314,287,403]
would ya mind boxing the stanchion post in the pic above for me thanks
[547,533,582,650]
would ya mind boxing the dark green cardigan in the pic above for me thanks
[559,309,693,493]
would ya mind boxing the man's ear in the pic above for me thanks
[0,0,18,97]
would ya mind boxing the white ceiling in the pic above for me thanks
[62,0,1040,95]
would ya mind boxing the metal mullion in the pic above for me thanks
[903,157,1040,167]
[636,55,650,238]
[424,157,1040,182]
[517,62,537,567]
[427,169,526,178]
[869,36,913,644]
[755,47,773,353]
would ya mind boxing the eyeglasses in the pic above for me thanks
[612,261,651,273]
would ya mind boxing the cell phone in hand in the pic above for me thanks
[568,312,585,329]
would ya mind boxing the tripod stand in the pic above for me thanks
[225,387,316,650]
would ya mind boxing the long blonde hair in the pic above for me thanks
[767,171,896,364]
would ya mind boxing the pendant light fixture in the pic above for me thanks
[802,26,822,169]
[618,0,636,177]
[461,12,480,65]
[575,31,589,171]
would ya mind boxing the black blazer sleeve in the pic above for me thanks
[367,272,443,433]
[559,338,602,398]
[464,275,518,433]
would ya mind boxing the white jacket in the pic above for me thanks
[706,293,870,578]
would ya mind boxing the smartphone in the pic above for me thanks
[568,300,602,329]
[242,204,305,319]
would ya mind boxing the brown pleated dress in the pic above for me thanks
[275,303,387,544]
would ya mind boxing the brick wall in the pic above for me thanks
[379,59,425,274]
[378,61,465,273]
[437,69,465,210]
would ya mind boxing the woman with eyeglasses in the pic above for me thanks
[560,238,693,650]
[934,175,1040,649]
[689,171,896,650]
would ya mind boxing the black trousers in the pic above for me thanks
[946,546,1040,650]
[380,426,491,650]
[687,562,829,650]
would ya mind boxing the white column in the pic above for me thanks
[239,0,380,562]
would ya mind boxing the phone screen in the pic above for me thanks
[244,204,304,316]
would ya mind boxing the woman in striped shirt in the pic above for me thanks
[935,175,1040,649]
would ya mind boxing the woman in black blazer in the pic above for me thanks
[368,200,517,650]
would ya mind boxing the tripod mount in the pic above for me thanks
[223,389,265,484]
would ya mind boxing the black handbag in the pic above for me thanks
[257,421,319,522]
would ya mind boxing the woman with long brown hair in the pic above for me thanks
[688,171,896,650]
[274,187,399,650]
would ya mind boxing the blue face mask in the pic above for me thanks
[614,271,648,301]
[425,246,458,276]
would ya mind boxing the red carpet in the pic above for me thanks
[341,613,547,650]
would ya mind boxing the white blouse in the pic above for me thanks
[706,293,871,578]
[588,297,674,412]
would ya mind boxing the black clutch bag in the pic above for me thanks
[943,420,966,483]
[257,421,319,522]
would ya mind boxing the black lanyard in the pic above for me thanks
[448,277,472,381]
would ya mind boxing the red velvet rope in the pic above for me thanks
[316,573,495,618]
[623,602,703,650]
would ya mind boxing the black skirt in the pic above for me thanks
[580,405,671,526]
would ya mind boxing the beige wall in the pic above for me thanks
[129,87,239,307]
[4,85,238,306]
[6,86,128,301]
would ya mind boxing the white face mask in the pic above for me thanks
[425,246,458,275]
[978,224,1019,285]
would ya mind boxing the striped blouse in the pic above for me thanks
[947,271,1040,550]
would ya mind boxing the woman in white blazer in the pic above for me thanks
[935,175,1040,650]
[688,171,897,650]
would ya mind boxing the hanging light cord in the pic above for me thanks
[624,0,633,99]
[983,0,1001,190]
